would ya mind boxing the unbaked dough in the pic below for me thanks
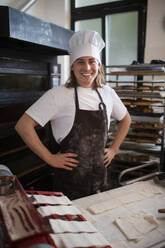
[114,211,158,242]
[87,180,163,215]
[87,198,122,214]
[118,191,145,204]
[49,219,97,233]
[37,205,81,217]
[50,232,110,248]
[30,194,71,205]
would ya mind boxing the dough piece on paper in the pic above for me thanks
[32,194,72,205]
[110,180,163,204]
[50,232,110,248]
[49,219,97,233]
[87,198,121,214]
[108,188,129,198]
[125,180,163,196]
[117,191,145,204]
[114,211,159,242]
[37,205,81,217]
[139,181,163,197]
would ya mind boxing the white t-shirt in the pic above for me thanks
[26,85,127,144]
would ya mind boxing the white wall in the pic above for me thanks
[27,0,71,84]
[26,0,44,17]
[144,0,165,62]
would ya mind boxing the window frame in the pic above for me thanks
[71,0,147,65]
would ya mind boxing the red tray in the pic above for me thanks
[0,176,53,248]
[27,190,112,248]
[0,176,111,248]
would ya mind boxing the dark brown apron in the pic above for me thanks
[52,86,108,200]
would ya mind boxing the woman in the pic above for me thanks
[15,30,131,199]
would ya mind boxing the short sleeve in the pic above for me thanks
[25,88,58,127]
[111,88,127,121]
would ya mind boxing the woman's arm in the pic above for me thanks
[15,113,79,170]
[104,111,131,167]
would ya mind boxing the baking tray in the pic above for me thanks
[107,79,165,84]
[106,64,165,75]
[0,176,51,248]
[0,177,112,248]
[118,91,165,98]
[27,190,112,248]
[26,190,86,222]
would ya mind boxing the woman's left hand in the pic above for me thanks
[104,147,116,167]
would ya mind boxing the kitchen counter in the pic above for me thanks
[73,179,165,248]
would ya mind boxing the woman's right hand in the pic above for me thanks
[15,114,79,171]
[47,153,79,170]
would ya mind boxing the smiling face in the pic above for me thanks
[71,56,100,88]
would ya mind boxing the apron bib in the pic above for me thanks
[53,87,108,200]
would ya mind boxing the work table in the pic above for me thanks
[1,164,165,248]
[73,179,165,248]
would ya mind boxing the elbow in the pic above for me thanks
[15,114,27,135]
[15,119,22,135]
[121,111,131,129]
[127,111,132,126]
[15,114,38,136]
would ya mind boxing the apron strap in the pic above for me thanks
[96,88,106,111]
[96,88,108,132]
[95,88,104,103]
[74,87,108,127]
[75,87,104,109]
[74,87,79,110]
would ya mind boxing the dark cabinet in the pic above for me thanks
[0,6,73,190]
[0,57,60,190]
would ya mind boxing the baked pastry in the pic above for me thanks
[122,99,132,105]
[137,86,151,90]
[113,85,136,90]
[115,152,150,162]
[109,134,161,144]
[137,85,164,91]
[125,135,161,144]
[122,99,161,106]
[131,121,163,129]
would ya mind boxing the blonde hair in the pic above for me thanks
[65,65,106,89]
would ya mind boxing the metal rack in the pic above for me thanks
[105,64,165,186]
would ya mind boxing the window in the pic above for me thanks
[75,0,121,8]
[75,18,102,35]
[106,11,138,65]
[71,0,147,66]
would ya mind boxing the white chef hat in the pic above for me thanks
[69,30,105,65]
